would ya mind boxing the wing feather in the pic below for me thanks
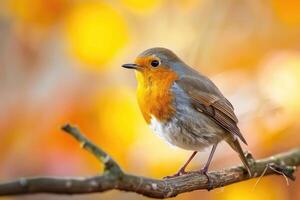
[176,76,247,144]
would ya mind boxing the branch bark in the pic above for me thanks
[0,124,299,198]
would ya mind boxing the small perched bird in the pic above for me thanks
[122,47,252,177]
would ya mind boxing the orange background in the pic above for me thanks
[0,0,300,199]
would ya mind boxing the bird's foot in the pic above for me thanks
[198,166,209,179]
[197,167,214,191]
[163,168,188,179]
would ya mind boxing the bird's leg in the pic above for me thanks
[178,151,198,174]
[199,143,217,176]
[164,151,197,179]
[197,143,218,190]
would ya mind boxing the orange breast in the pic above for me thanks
[136,68,179,124]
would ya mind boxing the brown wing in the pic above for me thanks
[176,76,247,145]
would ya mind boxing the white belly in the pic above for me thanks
[149,115,215,151]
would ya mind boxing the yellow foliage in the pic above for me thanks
[272,0,300,26]
[8,0,69,26]
[64,2,128,68]
[121,0,162,14]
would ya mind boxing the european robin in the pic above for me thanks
[122,47,252,177]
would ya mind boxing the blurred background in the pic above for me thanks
[0,0,300,199]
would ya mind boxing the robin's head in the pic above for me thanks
[122,48,184,123]
[122,47,185,79]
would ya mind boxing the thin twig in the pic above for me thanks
[61,124,123,176]
[252,163,269,192]
[0,124,298,198]
[269,164,290,186]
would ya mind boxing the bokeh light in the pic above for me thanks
[8,0,69,26]
[215,178,288,200]
[121,0,162,15]
[272,0,300,26]
[259,52,300,114]
[64,2,128,68]
[92,87,144,168]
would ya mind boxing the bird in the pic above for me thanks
[122,47,252,178]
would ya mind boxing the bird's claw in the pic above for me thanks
[198,167,209,178]
[163,169,188,179]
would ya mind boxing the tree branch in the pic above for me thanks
[0,124,299,198]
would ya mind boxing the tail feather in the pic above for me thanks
[227,137,252,176]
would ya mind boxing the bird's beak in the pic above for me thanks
[122,63,139,70]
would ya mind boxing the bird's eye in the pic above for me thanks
[150,60,160,67]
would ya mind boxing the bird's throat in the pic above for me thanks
[135,69,178,124]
